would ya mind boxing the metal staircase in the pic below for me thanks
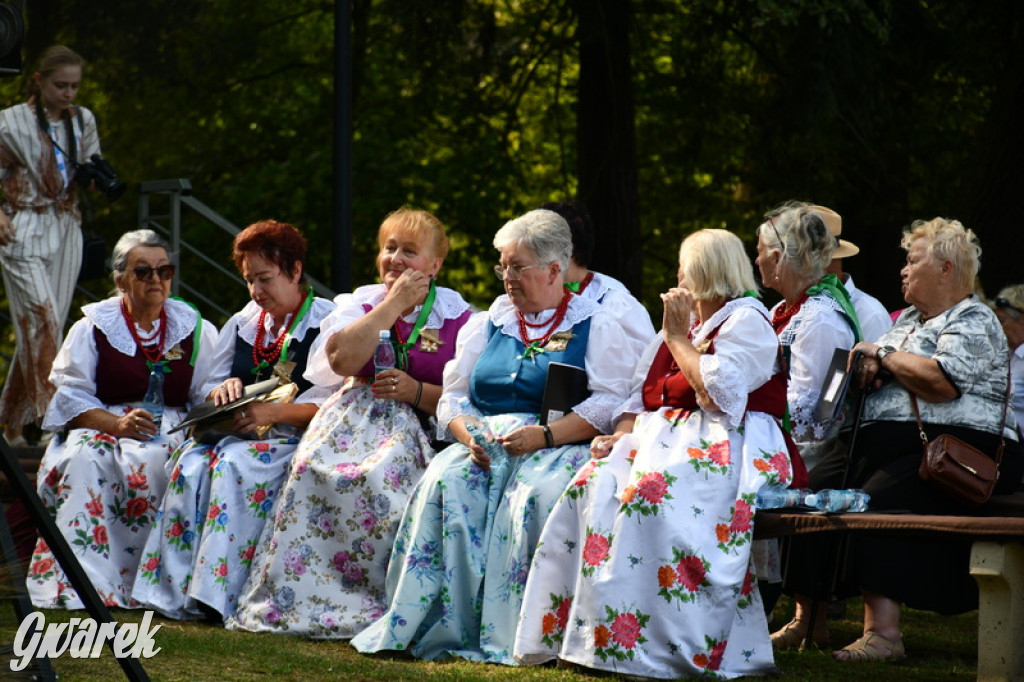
[138,178,335,323]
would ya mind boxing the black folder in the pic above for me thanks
[168,377,281,435]
[813,347,855,423]
[540,361,591,426]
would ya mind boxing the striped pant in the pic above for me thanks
[0,206,82,430]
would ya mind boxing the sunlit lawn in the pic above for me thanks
[0,595,978,681]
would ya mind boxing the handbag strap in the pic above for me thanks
[908,363,1010,465]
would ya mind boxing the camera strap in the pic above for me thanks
[35,101,95,225]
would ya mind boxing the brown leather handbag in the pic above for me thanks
[911,378,1009,508]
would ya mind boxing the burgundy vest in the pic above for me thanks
[640,318,808,488]
[93,328,196,408]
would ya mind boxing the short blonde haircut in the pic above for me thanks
[678,229,758,301]
[900,217,979,291]
[757,203,834,281]
[377,208,450,260]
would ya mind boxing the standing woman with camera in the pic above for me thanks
[0,45,104,446]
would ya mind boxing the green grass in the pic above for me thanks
[0,597,978,681]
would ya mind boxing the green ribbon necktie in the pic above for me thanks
[392,280,437,372]
[805,273,863,343]
[252,286,315,376]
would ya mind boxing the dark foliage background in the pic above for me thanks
[2,0,1021,338]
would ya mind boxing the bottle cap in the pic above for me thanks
[379,329,390,340]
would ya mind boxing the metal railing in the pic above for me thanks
[137,179,335,323]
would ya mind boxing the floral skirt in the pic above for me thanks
[227,382,436,638]
[132,435,298,619]
[514,407,792,679]
[26,407,187,609]
[350,412,591,664]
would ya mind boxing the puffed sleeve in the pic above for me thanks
[195,313,239,400]
[787,306,855,441]
[77,106,102,161]
[435,310,491,436]
[572,310,641,434]
[698,306,778,427]
[302,292,367,386]
[41,318,103,430]
[598,286,656,358]
[187,317,222,407]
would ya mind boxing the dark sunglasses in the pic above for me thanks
[133,264,176,281]
[995,297,1024,315]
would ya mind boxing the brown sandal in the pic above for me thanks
[769,618,830,650]
[832,631,906,662]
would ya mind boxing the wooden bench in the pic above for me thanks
[754,493,1024,682]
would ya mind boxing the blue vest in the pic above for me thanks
[470,317,591,416]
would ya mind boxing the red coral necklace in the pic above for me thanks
[517,291,572,358]
[121,298,167,364]
[252,296,306,370]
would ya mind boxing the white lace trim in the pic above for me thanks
[233,297,335,346]
[693,298,772,427]
[690,297,769,346]
[488,294,602,340]
[700,354,746,426]
[81,297,199,357]
[348,283,471,325]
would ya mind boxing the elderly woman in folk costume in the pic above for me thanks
[350,208,640,662]
[133,220,336,620]
[26,229,218,608]
[228,208,473,637]
[515,229,804,679]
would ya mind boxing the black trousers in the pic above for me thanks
[781,421,1023,614]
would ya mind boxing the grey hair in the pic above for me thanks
[757,204,834,281]
[492,209,572,275]
[111,229,171,282]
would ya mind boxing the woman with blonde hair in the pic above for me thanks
[228,208,473,636]
[777,218,1022,662]
[0,45,106,445]
[515,229,802,678]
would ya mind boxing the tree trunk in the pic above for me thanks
[574,0,642,294]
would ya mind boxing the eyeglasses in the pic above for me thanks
[995,297,1024,315]
[766,216,785,251]
[133,264,176,281]
[493,263,544,281]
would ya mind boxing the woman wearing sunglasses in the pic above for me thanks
[134,220,336,621]
[26,229,219,609]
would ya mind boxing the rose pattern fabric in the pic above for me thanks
[515,404,791,679]
[132,436,298,619]
[26,412,187,609]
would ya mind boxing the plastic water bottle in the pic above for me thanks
[756,484,811,510]
[141,364,165,432]
[374,329,396,375]
[804,488,870,513]
[458,398,506,464]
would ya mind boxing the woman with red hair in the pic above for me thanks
[134,220,337,620]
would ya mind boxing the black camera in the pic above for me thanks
[75,154,126,202]
[0,1,24,76]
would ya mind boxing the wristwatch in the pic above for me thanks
[876,345,896,365]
